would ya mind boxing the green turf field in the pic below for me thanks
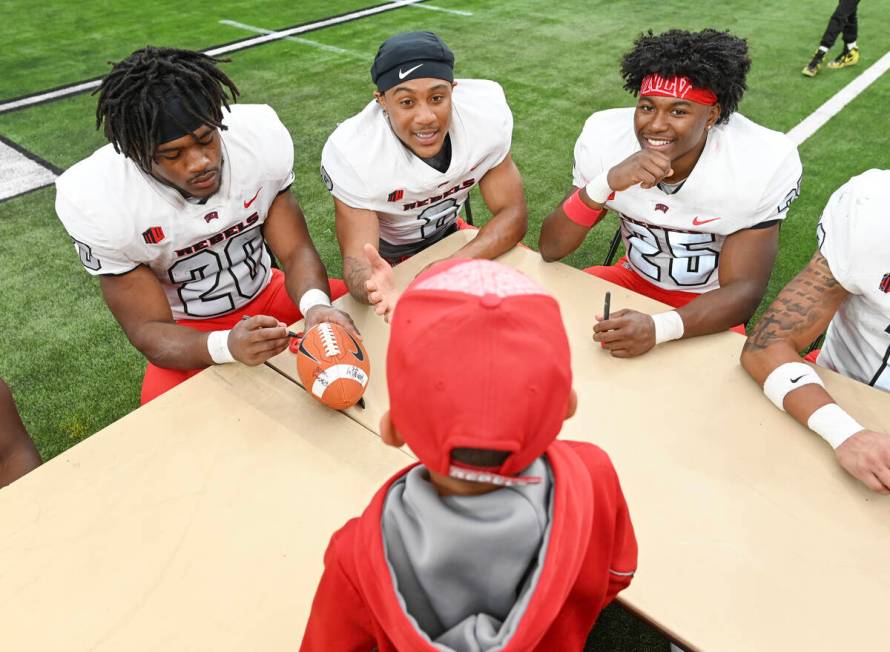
[1,1,889,645]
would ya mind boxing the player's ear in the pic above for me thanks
[374,90,385,107]
[380,410,405,447]
[564,389,578,420]
[707,104,721,128]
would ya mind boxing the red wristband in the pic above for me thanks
[562,189,607,228]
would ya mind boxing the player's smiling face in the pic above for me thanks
[634,96,720,176]
[150,125,223,199]
[376,78,455,158]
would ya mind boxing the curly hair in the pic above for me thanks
[620,29,751,124]
[95,46,239,170]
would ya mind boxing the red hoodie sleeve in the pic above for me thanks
[604,471,637,605]
[300,528,376,652]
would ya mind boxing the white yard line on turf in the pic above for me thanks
[0,139,56,201]
[204,0,426,58]
[0,0,427,115]
[786,50,890,146]
[219,19,370,60]
[0,80,104,115]
[408,3,472,15]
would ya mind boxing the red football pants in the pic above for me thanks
[584,257,746,335]
[141,269,347,404]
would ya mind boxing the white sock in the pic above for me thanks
[818,45,829,53]
[847,41,857,50]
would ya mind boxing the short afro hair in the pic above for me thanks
[620,29,751,125]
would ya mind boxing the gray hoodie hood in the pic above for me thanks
[381,457,553,651]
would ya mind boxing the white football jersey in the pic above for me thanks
[816,169,890,391]
[320,79,512,247]
[572,108,802,293]
[55,104,295,321]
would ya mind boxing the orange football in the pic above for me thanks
[296,322,370,410]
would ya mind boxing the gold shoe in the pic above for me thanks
[827,47,860,69]
[802,55,822,77]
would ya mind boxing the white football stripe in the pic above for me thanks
[787,50,890,145]
[205,0,427,58]
[311,364,369,398]
[0,139,57,201]
[0,0,428,115]
[218,20,371,60]
[408,3,473,16]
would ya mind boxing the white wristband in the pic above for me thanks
[299,288,332,317]
[763,362,824,411]
[651,311,684,345]
[807,403,864,449]
[584,171,613,205]
[207,329,235,364]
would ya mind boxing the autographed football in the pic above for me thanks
[296,322,370,410]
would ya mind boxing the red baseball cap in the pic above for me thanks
[387,259,572,485]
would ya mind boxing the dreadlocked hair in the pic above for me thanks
[94,46,239,170]
[620,29,750,125]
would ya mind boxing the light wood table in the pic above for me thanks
[271,231,890,651]
[0,363,412,651]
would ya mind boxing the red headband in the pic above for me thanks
[639,73,717,106]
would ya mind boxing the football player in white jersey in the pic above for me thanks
[539,29,802,357]
[321,31,528,303]
[742,170,890,493]
[55,47,354,404]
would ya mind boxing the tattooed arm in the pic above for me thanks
[334,197,380,304]
[741,250,846,386]
[742,251,890,493]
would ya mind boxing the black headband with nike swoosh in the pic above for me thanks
[371,30,455,93]
[156,92,215,146]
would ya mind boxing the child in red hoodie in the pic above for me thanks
[301,258,637,651]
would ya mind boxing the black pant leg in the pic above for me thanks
[820,0,861,49]
[842,2,859,44]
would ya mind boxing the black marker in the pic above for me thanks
[242,314,299,338]
[603,291,611,320]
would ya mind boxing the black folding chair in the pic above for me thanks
[463,194,474,226]
[265,242,280,270]
[603,224,621,266]
[805,333,824,354]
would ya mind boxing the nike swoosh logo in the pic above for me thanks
[298,338,318,363]
[345,332,364,362]
[790,375,807,383]
[399,63,423,79]
[243,187,262,209]
[692,216,721,226]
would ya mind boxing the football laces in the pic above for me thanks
[318,323,341,358]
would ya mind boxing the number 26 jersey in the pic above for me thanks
[55,104,295,320]
[572,108,802,293]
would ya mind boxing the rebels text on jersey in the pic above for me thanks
[817,169,890,392]
[320,79,512,247]
[572,108,803,293]
[55,104,295,321]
